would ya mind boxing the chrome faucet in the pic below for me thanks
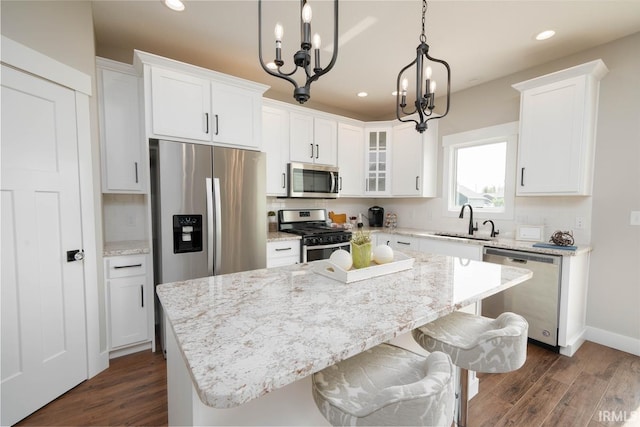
[482,219,500,238]
[458,204,478,236]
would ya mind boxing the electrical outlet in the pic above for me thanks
[631,211,640,226]
[575,217,586,229]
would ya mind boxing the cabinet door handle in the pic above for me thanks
[204,113,209,134]
[214,114,219,135]
[310,143,314,159]
[140,285,144,307]
[520,167,525,186]
[339,177,343,191]
[275,247,292,252]
[113,263,142,269]
[416,176,419,191]
[397,241,411,246]
[316,144,319,159]
[134,162,139,184]
[386,240,390,245]
[281,172,286,189]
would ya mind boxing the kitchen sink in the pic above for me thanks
[434,232,493,242]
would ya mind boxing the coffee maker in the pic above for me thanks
[368,206,384,227]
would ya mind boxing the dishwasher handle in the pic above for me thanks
[483,247,560,265]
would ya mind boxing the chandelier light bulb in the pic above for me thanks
[425,65,432,79]
[302,3,312,23]
[430,81,436,93]
[274,23,283,42]
[401,78,409,92]
[313,33,321,49]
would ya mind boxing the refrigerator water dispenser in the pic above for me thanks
[173,215,203,253]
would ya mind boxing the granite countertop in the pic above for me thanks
[370,227,591,256]
[156,250,532,409]
[267,231,301,242]
[103,240,150,257]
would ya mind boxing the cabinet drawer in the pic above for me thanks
[267,240,300,260]
[106,254,147,279]
[386,236,421,250]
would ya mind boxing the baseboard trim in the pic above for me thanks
[109,341,153,359]
[585,326,640,356]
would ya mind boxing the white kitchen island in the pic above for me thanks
[156,250,533,425]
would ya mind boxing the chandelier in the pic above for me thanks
[258,0,339,104]
[396,0,450,133]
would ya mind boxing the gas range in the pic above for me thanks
[278,209,352,263]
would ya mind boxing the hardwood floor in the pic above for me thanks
[16,341,639,426]
[16,350,168,426]
[469,341,640,427]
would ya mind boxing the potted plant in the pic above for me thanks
[351,230,372,269]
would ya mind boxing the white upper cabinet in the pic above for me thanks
[513,60,608,196]
[263,104,290,196]
[364,127,391,196]
[210,81,263,149]
[135,50,268,150]
[337,122,365,197]
[97,58,145,193]
[392,121,438,197]
[150,67,211,142]
[290,112,337,166]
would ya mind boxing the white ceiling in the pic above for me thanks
[91,1,640,121]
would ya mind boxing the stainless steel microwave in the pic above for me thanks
[288,162,339,198]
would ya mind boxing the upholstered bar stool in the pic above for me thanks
[312,343,455,426]
[412,311,528,427]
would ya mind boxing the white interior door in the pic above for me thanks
[1,64,88,426]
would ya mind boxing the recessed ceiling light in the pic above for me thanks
[357,92,368,97]
[164,0,185,12]
[535,30,556,41]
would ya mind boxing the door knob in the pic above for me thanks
[66,249,85,262]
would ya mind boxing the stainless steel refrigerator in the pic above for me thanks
[150,139,266,354]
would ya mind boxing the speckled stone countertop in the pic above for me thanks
[371,228,591,256]
[103,240,150,257]
[267,231,301,242]
[156,250,532,409]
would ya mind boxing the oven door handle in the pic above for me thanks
[304,241,350,251]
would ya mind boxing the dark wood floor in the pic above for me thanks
[16,341,639,426]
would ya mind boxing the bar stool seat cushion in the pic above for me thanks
[412,311,528,374]
[312,343,454,426]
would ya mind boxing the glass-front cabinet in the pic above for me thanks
[365,127,391,196]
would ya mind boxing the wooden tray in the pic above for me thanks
[314,252,415,283]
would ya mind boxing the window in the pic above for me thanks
[442,122,518,219]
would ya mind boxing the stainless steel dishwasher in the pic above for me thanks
[481,247,562,349]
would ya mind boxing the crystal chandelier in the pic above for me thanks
[396,0,451,133]
[258,0,339,104]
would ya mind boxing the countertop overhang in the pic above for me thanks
[157,250,533,409]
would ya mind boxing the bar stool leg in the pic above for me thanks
[458,368,469,427]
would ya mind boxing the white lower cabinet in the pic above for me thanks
[267,240,301,268]
[376,233,421,251]
[420,239,482,261]
[105,254,152,356]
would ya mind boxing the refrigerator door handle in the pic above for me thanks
[206,178,214,276]
[213,177,222,273]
